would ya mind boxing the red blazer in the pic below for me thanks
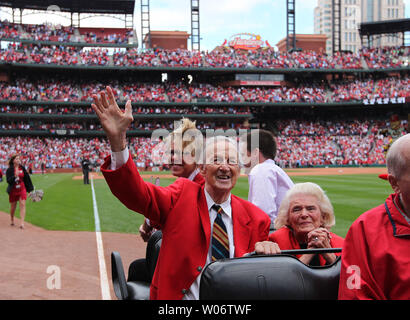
[192,171,205,186]
[269,227,344,266]
[149,171,204,230]
[338,194,410,300]
[101,155,270,300]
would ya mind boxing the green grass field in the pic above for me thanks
[0,172,392,238]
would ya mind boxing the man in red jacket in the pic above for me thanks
[339,133,410,300]
[91,87,271,300]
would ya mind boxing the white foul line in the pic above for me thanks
[91,177,111,300]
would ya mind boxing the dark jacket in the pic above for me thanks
[6,165,34,195]
[81,159,91,172]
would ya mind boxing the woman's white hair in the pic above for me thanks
[274,182,335,230]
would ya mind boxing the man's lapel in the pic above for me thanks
[198,186,211,246]
[231,196,251,257]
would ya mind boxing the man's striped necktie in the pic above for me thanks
[211,204,230,261]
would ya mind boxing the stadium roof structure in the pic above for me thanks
[0,0,135,14]
[358,18,410,44]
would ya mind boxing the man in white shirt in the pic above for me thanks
[242,129,294,229]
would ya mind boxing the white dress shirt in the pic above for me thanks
[248,159,294,223]
[110,147,129,170]
[183,188,235,300]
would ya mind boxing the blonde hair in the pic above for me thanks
[163,118,202,155]
[170,118,198,150]
[274,182,335,230]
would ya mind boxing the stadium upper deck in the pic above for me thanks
[0,17,408,71]
[0,41,408,70]
[0,20,136,46]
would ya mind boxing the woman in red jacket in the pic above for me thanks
[255,182,344,266]
[6,154,34,229]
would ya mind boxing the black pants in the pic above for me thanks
[83,170,89,184]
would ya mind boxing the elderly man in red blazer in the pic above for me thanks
[92,87,271,300]
[338,133,410,300]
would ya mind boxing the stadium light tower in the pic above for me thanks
[286,0,296,52]
[141,0,151,49]
[332,0,341,54]
[191,0,200,51]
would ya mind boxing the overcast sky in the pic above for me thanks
[1,0,409,51]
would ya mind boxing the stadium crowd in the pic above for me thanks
[0,43,110,66]
[0,118,407,171]
[275,118,406,167]
[0,20,134,44]
[1,19,407,70]
[112,47,364,69]
[0,40,408,70]
[361,46,409,69]
[0,104,252,115]
[0,136,111,172]
[0,119,250,132]
[0,77,408,104]
[329,77,409,102]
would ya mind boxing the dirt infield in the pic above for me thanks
[0,211,146,300]
[73,167,388,181]
[72,173,104,180]
[284,166,387,176]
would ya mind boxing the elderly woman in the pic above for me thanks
[255,182,344,266]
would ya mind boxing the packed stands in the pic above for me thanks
[0,118,407,171]
[361,46,409,69]
[0,23,408,70]
[0,19,408,172]
[0,20,135,44]
[0,77,408,103]
[78,27,134,44]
